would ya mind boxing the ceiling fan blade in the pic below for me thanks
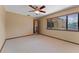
[40,11,46,13]
[40,5,45,9]
[29,5,36,9]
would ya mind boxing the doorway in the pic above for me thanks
[33,19,39,34]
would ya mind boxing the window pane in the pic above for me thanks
[57,16,66,30]
[51,18,58,29]
[68,14,78,31]
[47,19,54,30]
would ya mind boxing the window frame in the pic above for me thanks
[47,13,79,32]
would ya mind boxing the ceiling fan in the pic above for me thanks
[28,5,46,15]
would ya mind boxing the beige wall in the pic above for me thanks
[39,6,79,44]
[6,12,34,38]
[0,6,5,50]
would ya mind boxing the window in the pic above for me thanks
[47,13,79,32]
[68,14,78,31]
[47,16,67,30]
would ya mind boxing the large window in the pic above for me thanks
[47,13,79,31]
[68,14,78,31]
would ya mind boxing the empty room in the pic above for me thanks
[0,5,79,53]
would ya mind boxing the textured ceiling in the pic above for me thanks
[4,5,73,18]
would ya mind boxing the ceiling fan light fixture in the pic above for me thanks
[35,11,40,14]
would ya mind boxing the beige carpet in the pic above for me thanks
[2,34,79,53]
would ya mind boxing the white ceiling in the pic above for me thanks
[4,5,73,18]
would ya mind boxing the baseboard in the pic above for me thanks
[6,34,34,40]
[0,40,7,53]
[39,33,79,45]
